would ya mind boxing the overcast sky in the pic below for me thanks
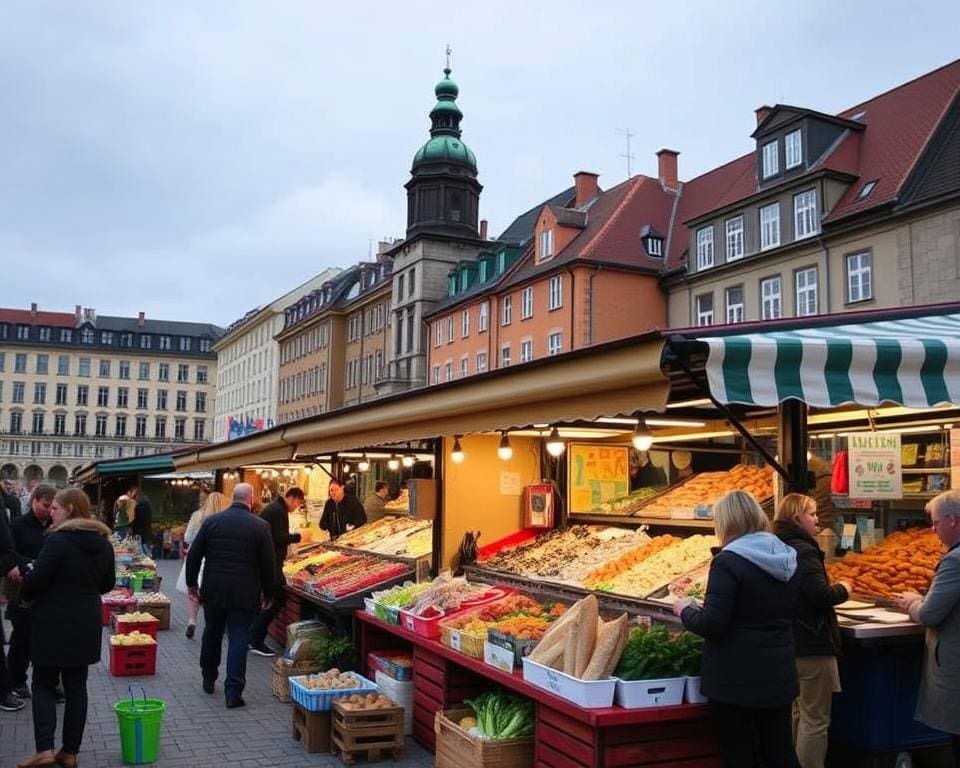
[2,2,958,327]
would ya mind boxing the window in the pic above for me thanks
[408,268,415,298]
[179,336,192,352]
[100,331,114,345]
[478,302,489,332]
[795,267,819,316]
[76,385,88,406]
[646,237,663,257]
[177,364,189,383]
[195,392,206,413]
[193,420,206,441]
[32,413,45,435]
[548,276,563,310]
[199,338,211,353]
[38,326,51,341]
[397,274,405,300]
[97,386,109,407]
[446,317,454,344]
[12,382,25,403]
[539,229,554,261]
[137,388,148,409]
[725,286,745,324]
[119,332,133,347]
[847,251,873,303]
[55,383,68,405]
[760,203,780,250]
[10,412,22,434]
[521,287,534,319]
[174,417,186,440]
[138,362,150,380]
[54,414,66,436]
[74,414,87,436]
[444,362,452,383]
[158,363,169,381]
[434,322,442,348]
[154,417,167,439]
[118,360,130,379]
[794,190,818,239]
[431,365,440,385]
[0,352,5,372]
[461,310,470,338]
[95,415,108,437]
[196,365,208,384]
[520,339,533,363]
[98,359,111,378]
[60,329,72,343]
[696,227,714,269]
[77,357,91,377]
[459,357,468,378]
[34,383,46,404]
[476,351,488,373]
[36,354,49,375]
[857,180,878,201]
[785,130,802,169]
[139,334,152,349]
[761,276,783,320]
[15,353,27,373]
[116,414,128,437]
[175,390,187,411]
[17,325,30,340]
[547,332,563,356]
[56,355,69,375]
[696,294,714,326]
[159,335,171,351]
[501,345,511,367]
[156,390,167,410]
[725,216,744,261]
[135,415,147,438]
[501,296,513,326]
[80,327,94,344]
[762,140,779,178]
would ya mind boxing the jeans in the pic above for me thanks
[0,620,13,697]
[200,605,256,699]
[7,606,32,688]
[33,665,88,754]
[249,572,284,646]
[710,700,801,768]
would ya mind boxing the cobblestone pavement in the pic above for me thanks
[1,559,434,768]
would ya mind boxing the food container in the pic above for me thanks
[101,599,137,627]
[615,677,686,709]
[521,657,616,709]
[288,673,378,712]
[685,676,707,704]
[367,651,413,681]
[487,628,538,668]
[399,586,512,639]
[109,643,158,677]
[434,708,534,768]
[113,616,160,639]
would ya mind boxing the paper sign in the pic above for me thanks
[848,433,902,499]
[568,443,630,513]
[499,472,522,496]
[951,429,960,491]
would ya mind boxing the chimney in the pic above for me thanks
[755,105,772,125]
[656,149,680,190]
[137,311,146,327]
[573,171,600,207]
[30,302,37,317]
[479,219,488,240]
[74,305,82,322]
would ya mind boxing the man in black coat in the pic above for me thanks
[186,483,275,708]
[248,487,303,656]
[320,478,367,540]
[0,503,25,711]
[2,479,22,521]
[129,486,153,553]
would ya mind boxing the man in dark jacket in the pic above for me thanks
[0,503,25,711]
[129,486,153,553]
[320,478,366,540]
[2,479,22,521]
[248,487,303,656]
[187,483,275,708]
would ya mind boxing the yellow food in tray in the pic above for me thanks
[640,465,774,518]
[827,528,944,598]
[600,535,718,598]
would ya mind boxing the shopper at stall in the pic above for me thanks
[176,491,230,639]
[895,490,960,765]
[0,503,26,712]
[112,494,133,537]
[8,484,56,700]
[773,494,851,768]
[674,490,800,768]
[128,486,153,554]
[186,483,275,709]
[320,477,366,540]
[363,481,392,523]
[248,487,304,656]
[17,488,115,768]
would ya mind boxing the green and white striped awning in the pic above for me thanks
[700,313,960,407]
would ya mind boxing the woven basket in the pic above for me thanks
[272,658,322,703]
[439,624,487,659]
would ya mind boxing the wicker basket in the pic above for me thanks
[439,624,487,659]
[271,658,322,703]
[434,708,534,768]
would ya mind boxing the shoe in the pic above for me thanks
[54,752,77,768]
[16,752,56,767]
[185,623,195,639]
[202,679,215,695]
[1,692,26,711]
[225,696,246,709]
[12,685,31,699]
[248,641,275,657]
[53,686,65,704]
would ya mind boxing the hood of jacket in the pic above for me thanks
[54,517,112,553]
[724,531,798,582]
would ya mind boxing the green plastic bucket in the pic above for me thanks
[114,685,165,764]
[128,573,145,592]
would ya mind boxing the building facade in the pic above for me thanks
[213,266,341,442]
[0,305,222,484]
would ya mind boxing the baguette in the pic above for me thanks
[562,625,577,675]
[528,601,580,662]
[574,595,599,678]
[599,618,630,679]
[539,641,565,670]
[582,613,628,680]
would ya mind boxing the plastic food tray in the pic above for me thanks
[399,587,512,639]
[614,676,685,708]
[521,657,616,709]
[288,673,378,712]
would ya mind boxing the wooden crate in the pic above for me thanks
[435,708,534,768]
[331,700,404,764]
[272,657,322,703]
[291,703,331,754]
[137,601,171,630]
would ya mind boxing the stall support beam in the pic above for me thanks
[778,400,811,493]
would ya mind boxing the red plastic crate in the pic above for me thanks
[113,617,160,639]
[398,587,513,639]
[109,643,157,677]
[102,600,137,627]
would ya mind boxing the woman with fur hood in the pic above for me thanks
[17,489,115,768]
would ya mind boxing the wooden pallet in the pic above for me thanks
[291,703,331,754]
[331,700,404,764]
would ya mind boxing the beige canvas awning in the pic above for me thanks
[173,335,669,472]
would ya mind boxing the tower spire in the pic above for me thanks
[445,44,452,73]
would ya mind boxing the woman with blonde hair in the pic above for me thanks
[774,494,851,768]
[18,489,115,768]
[176,491,229,639]
[674,490,801,768]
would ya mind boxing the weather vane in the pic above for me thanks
[445,44,452,71]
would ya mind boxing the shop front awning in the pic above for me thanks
[698,311,960,408]
[73,454,178,484]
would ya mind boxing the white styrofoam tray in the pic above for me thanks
[521,657,616,709]
[615,676,685,708]
[685,676,707,704]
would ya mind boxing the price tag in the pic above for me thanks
[403,614,415,631]
[449,630,461,651]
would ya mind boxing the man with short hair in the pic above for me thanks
[320,478,367,540]
[187,483,275,709]
[128,486,153,554]
[896,490,960,762]
[248,488,304,656]
[2,479,22,522]
[363,481,392,524]
[18,480,36,518]
[0,504,25,712]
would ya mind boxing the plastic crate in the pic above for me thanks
[109,643,157,677]
[288,673,377,712]
[113,616,160,639]
[367,651,413,682]
[102,600,137,627]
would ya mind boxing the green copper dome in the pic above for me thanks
[435,67,459,98]
[411,64,477,172]
[413,135,477,169]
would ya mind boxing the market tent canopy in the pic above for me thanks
[699,312,960,407]
[173,336,670,472]
[73,454,177,484]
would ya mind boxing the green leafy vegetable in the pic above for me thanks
[613,624,702,680]
[463,690,535,740]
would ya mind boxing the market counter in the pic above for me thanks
[355,610,720,768]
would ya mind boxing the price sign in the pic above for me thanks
[848,433,902,499]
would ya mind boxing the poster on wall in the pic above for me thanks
[568,443,630,514]
[847,432,902,499]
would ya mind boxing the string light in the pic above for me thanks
[545,427,566,458]
[401,455,415,468]
[632,415,654,452]
[497,432,513,461]
[451,437,465,464]
[358,455,370,472]
[387,455,400,471]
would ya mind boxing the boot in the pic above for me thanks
[16,751,56,768]
[54,752,78,768]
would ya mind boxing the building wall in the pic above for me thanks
[496,276,574,366]
[276,317,337,424]
[581,268,667,343]
[898,205,960,305]
[342,289,391,408]
[427,298,495,383]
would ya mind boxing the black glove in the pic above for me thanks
[291,533,302,544]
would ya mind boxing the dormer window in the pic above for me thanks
[538,229,554,262]
[479,260,488,282]
[762,140,779,179]
[645,236,663,257]
[696,227,714,270]
[857,180,878,200]
[785,129,802,169]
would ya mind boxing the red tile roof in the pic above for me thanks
[0,308,75,326]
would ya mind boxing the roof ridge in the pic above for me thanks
[579,176,645,259]
[894,76,960,201]
[839,57,960,117]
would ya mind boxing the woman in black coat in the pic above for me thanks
[17,489,115,768]
[674,490,801,768]
[773,494,850,768]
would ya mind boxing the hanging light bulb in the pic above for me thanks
[303,465,312,475]
[342,462,351,473]
[451,437,465,464]
[387,454,400,471]
[358,454,370,472]
[632,415,654,452]
[497,432,513,461]
[402,455,415,468]
[545,427,566,458]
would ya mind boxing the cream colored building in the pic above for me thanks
[213,267,341,442]
[0,305,222,485]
